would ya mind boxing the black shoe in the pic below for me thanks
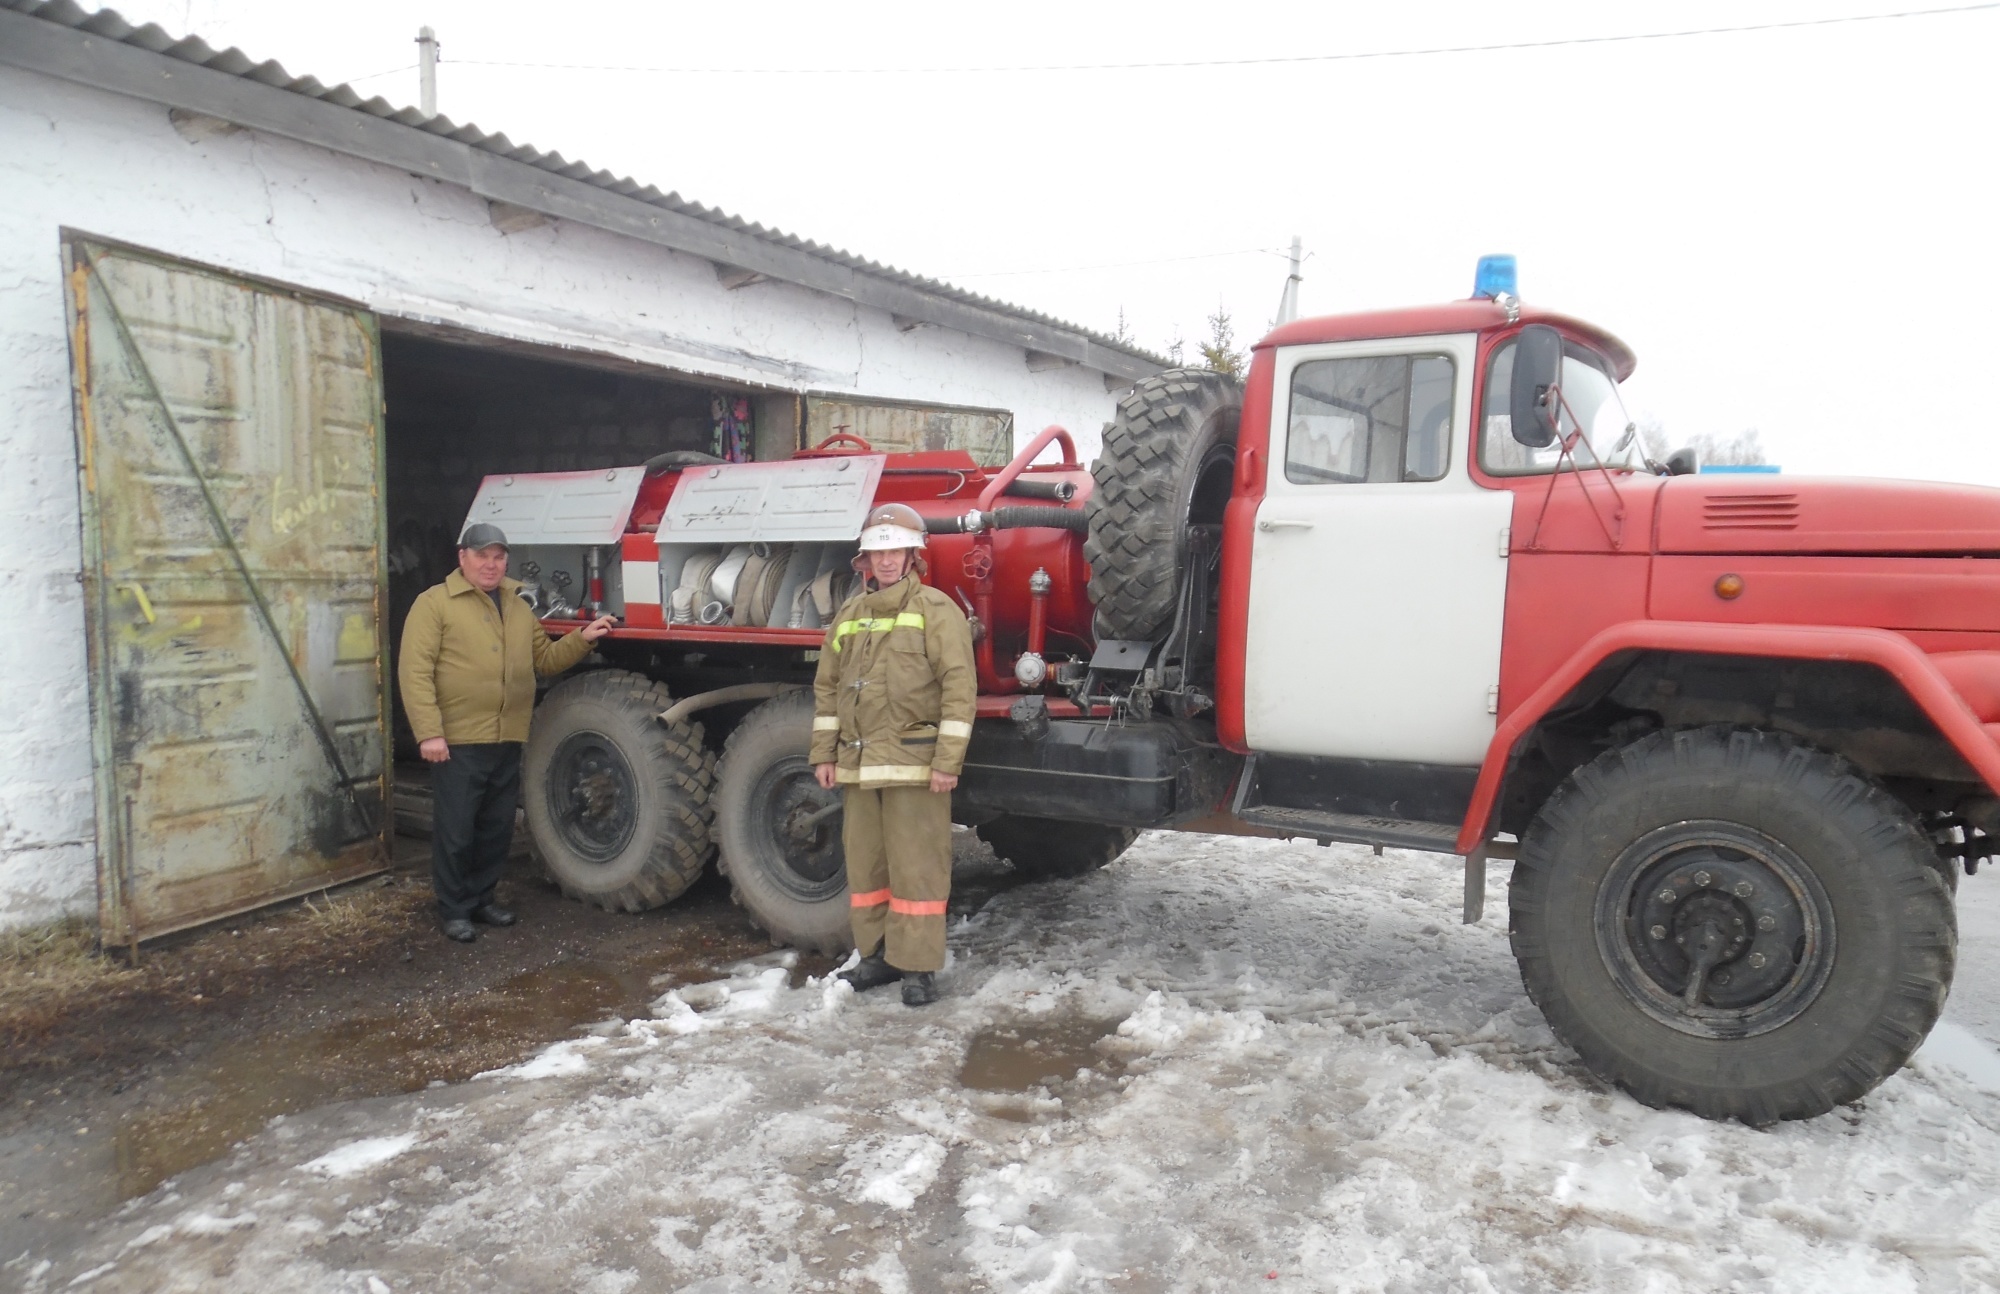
[470,904,516,927]
[900,972,938,1007]
[440,918,477,943]
[838,954,902,993]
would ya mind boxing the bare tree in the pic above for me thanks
[1682,428,1767,467]
[1111,306,1134,347]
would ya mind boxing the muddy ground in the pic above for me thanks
[0,831,1035,1270]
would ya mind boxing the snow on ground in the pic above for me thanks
[13,834,2000,1293]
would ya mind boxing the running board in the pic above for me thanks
[1231,804,1460,854]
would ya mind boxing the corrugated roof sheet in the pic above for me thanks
[4,0,1168,369]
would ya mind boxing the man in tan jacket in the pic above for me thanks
[399,524,612,942]
[810,503,976,1005]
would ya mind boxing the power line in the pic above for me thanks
[341,62,416,84]
[944,247,1287,280]
[441,3,1998,77]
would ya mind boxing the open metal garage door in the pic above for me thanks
[66,239,389,945]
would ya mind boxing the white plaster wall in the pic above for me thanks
[0,65,1124,930]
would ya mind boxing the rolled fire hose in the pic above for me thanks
[741,544,794,627]
[673,549,725,624]
[709,545,752,611]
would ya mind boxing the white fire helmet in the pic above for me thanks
[857,502,928,552]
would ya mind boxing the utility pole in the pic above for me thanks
[1275,235,1303,326]
[416,26,439,117]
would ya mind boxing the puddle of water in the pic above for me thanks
[960,1017,1123,1121]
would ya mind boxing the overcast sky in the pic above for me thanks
[102,0,1999,483]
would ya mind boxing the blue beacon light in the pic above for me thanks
[1473,254,1517,300]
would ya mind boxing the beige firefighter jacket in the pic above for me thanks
[398,569,595,744]
[809,572,977,787]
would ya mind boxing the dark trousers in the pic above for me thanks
[430,742,522,919]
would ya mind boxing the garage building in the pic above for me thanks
[0,1,1162,938]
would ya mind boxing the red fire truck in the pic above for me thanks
[468,266,1991,1123]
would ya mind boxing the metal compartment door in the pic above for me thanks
[66,240,389,945]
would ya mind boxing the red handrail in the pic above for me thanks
[977,425,1080,512]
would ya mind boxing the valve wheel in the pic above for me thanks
[961,547,993,581]
[1597,823,1833,1038]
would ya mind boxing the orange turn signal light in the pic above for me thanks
[1714,573,1745,600]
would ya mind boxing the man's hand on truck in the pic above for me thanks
[579,614,616,641]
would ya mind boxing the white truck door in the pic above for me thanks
[1242,333,1511,765]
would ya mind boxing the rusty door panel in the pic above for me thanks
[804,395,1014,466]
[67,240,389,944]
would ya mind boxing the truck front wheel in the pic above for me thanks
[1510,726,1954,1124]
[714,689,853,955]
[523,670,717,911]
[976,815,1139,880]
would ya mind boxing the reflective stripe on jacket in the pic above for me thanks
[809,572,976,787]
[397,569,595,744]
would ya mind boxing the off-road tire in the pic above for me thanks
[976,814,1139,880]
[1510,726,1955,1124]
[523,670,717,912]
[1085,368,1243,642]
[715,689,852,954]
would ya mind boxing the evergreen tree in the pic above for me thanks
[1199,306,1245,378]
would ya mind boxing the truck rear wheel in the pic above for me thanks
[714,689,852,954]
[523,670,717,912]
[976,815,1138,880]
[1085,368,1242,642]
[1510,726,1954,1124]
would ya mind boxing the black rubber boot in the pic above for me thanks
[838,953,902,993]
[900,972,938,1007]
[440,917,476,943]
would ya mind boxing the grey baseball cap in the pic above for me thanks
[458,523,510,551]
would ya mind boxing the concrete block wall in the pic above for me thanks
[0,63,1125,931]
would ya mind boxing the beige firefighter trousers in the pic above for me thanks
[843,784,952,973]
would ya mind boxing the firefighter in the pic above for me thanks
[811,502,976,1006]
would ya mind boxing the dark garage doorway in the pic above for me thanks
[378,325,800,763]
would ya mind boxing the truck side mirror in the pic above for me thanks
[1665,447,1698,476]
[1508,325,1563,448]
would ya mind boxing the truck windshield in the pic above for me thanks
[1480,339,1642,475]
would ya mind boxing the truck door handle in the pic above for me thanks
[1257,518,1314,532]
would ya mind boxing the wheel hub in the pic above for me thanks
[755,757,845,898]
[545,731,639,863]
[1598,824,1834,1039]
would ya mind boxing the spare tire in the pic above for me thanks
[1084,368,1243,642]
[523,670,717,911]
[976,814,1138,881]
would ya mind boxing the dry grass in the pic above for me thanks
[297,884,405,940]
[0,917,144,1043]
